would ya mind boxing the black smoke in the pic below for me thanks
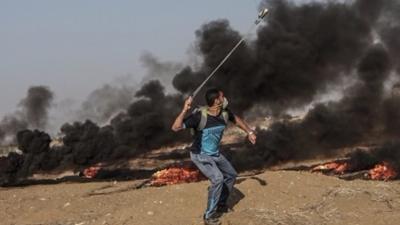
[173,0,373,114]
[20,86,54,129]
[0,81,189,184]
[173,0,400,168]
[342,140,400,173]
[111,80,187,149]
[376,0,400,71]
[252,44,393,165]
[0,152,24,185]
[0,86,53,145]
[77,83,136,125]
[76,55,181,126]
[3,0,400,184]
[140,52,183,93]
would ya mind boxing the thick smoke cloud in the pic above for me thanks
[174,0,373,114]
[111,80,187,149]
[340,139,400,173]
[0,115,28,144]
[1,81,189,184]
[173,0,400,167]
[0,86,53,145]
[140,52,183,93]
[60,121,120,165]
[77,84,137,125]
[2,0,400,184]
[376,0,400,71]
[75,54,181,126]
[20,86,54,129]
[252,44,393,164]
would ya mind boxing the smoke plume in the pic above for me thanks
[20,86,54,129]
[252,44,393,164]
[0,86,53,145]
[140,52,183,93]
[173,0,373,114]
[3,0,400,184]
[77,84,137,125]
[75,54,181,125]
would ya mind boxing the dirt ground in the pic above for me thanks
[1,169,400,225]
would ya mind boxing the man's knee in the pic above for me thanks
[232,170,238,179]
[227,170,237,181]
[210,174,224,185]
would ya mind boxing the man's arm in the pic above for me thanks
[234,115,257,145]
[171,97,192,132]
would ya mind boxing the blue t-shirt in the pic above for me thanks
[183,108,236,156]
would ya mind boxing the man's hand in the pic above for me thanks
[233,115,257,145]
[248,132,257,145]
[183,96,193,112]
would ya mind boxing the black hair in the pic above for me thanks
[205,88,221,106]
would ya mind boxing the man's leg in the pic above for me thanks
[218,184,230,210]
[190,152,224,220]
[214,154,237,209]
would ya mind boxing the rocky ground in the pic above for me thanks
[1,169,400,225]
[1,123,399,225]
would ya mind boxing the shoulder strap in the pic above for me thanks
[197,107,208,131]
[221,110,229,124]
[191,107,228,133]
[189,106,208,135]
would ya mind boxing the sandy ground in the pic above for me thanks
[1,170,400,225]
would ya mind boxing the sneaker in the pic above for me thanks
[217,204,233,214]
[204,218,221,225]
[203,216,221,225]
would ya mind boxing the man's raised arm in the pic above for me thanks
[171,97,192,132]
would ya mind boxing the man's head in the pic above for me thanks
[205,88,225,107]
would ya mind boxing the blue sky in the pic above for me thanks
[0,0,259,116]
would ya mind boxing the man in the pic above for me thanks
[171,88,256,225]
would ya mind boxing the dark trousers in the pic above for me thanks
[190,152,237,219]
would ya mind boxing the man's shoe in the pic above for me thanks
[203,215,221,225]
[217,205,233,214]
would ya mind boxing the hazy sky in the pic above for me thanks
[0,0,259,117]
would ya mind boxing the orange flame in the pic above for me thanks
[82,166,101,178]
[312,162,349,174]
[150,167,205,186]
[368,162,398,181]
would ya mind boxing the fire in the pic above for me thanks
[150,166,205,186]
[311,160,398,181]
[368,162,398,181]
[312,161,349,174]
[82,165,102,178]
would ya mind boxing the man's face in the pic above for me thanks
[214,91,224,106]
